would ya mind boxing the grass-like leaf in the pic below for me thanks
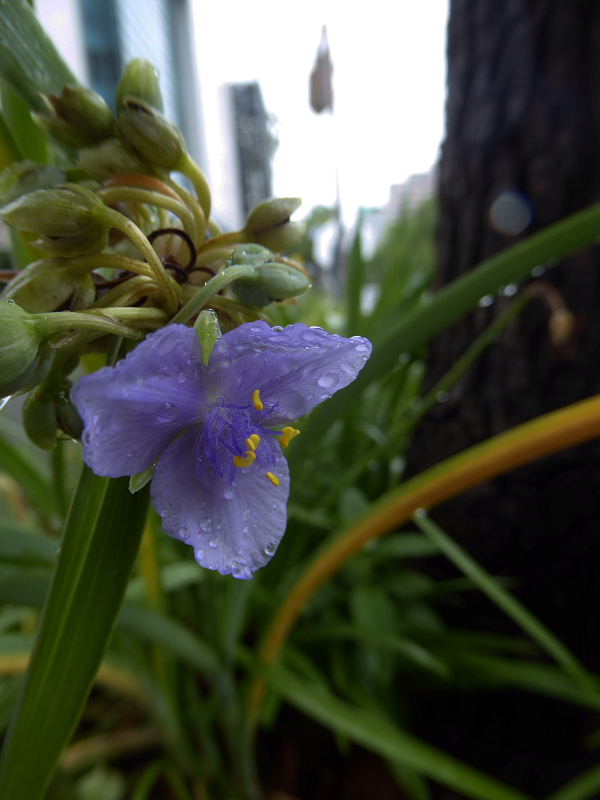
[0,468,149,799]
[264,664,533,800]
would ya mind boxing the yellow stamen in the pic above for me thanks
[233,450,256,468]
[279,426,300,447]
[252,389,264,411]
[246,433,261,451]
[266,471,280,486]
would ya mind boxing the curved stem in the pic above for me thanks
[99,207,180,314]
[97,187,197,242]
[178,153,212,220]
[248,395,600,727]
[65,253,155,279]
[39,307,166,339]
[170,264,256,324]
[164,177,207,243]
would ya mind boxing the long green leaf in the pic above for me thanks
[414,513,594,690]
[264,665,533,800]
[294,204,600,458]
[546,766,600,800]
[0,467,149,799]
[0,0,76,110]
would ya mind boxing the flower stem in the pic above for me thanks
[98,207,180,313]
[97,187,197,242]
[164,177,207,243]
[178,153,212,220]
[170,264,256,324]
[38,307,166,340]
[248,394,600,728]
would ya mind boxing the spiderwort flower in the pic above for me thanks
[72,322,371,578]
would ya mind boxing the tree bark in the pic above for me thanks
[409,2,600,794]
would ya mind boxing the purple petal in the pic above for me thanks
[72,325,205,477]
[207,321,372,424]
[151,429,290,578]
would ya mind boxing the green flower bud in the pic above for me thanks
[245,197,302,234]
[23,385,57,450]
[244,198,304,253]
[55,380,83,440]
[78,137,149,180]
[0,184,109,257]
[116,59,164,112]
[253,222,305,253]
[0,160,66,207]
[1,258,95,313]
[34,86,116,148]
[231,243,273,267]
[256,262,310,299]
[0,301,49,396]
[118,97,186,170]
[232,261,310,306]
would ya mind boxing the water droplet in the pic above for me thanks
[413,508,427,519]
[208,537,218,548]
[272,325,283,332]
[500,283,518,297]
[242,525,249,534]
[317,372,337,389]
[398,353,410,364]
[355,343,370,355]
[436,390,449,403]
[200,518,212,531]
[478,294,494,308]
[531,265,546,278]
[223,489,234,500]
[264,541,277,556]
[178,526,190,541]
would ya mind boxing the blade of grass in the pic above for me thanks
[265,665,533,800]
[546,766,600,800]
[249,395,599,725]
[0,468,149,799]
[413,512,593,689]
[293,204,600,460]
[0,0,76,110]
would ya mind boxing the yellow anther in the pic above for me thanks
[246,433,261,451]
[252,389,264,411]
[233,450,256,468]
[266,471,280,486]
[279,426,300,447]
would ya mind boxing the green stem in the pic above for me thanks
[97,187,197,242]
[178,153,212,220]
[170,264,256,324]
[65,253,155,278]
[38,307,166,340]
[164,177,207,243]
[99,207,180,313]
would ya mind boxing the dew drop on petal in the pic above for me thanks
[264,541,277,556]
[317,372,337,389]
[478,294,494,308]
[208,537,218,548]
[178,526,190,540]
[223,488,234,500]
[200,518,212,531]
[242,525,249,534]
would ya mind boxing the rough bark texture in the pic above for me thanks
[409,1,600,795]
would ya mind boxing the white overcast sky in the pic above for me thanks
[39,0,449,225]
[193,0,448,224]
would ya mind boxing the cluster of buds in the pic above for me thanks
[0,59,310,449]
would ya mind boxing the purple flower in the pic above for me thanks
[72,321,372,578]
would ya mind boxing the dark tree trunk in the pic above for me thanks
[409,2,600,795]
